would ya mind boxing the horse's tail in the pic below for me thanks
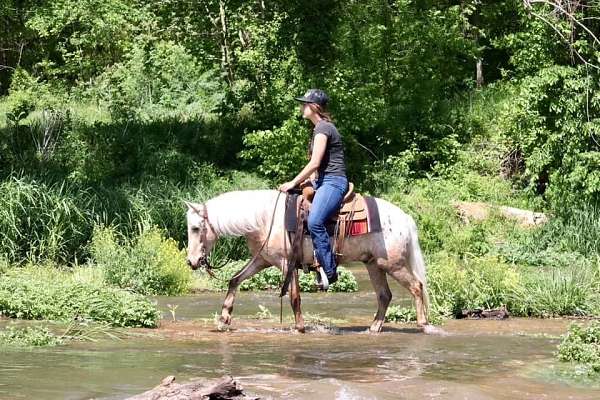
[408,218,429,314]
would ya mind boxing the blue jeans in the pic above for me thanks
[307,174,349,280]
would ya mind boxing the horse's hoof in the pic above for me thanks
[421,324,447,335]
[217,322,230,332]
[217,316,231,332]
[295,326,306,334]
[368,325,383,334]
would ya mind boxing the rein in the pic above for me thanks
[198,191,285,283]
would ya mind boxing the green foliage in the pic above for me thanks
[0,177,90,264]
[240,117,310,181]
[0,169,268,265]
[557,322,600,375]
[497,65,600,209]
[204,262,358,293]
[90,225,192,296]
[511,267,600,318]
[385,305,416,323]
[95,41,224,122]
[26,0,149,81]
[427,253,522,318]
[364,149,417,194]
[0,266,159,327]
[0,325,63,348]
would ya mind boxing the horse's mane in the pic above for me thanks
[205,189,279,237]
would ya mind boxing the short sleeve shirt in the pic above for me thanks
[309,120,346,178]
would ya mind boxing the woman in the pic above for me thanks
[278,88,348,290]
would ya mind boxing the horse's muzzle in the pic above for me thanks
[187,256,209,271]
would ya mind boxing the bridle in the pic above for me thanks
[190,191,285,280]
[194,203,230,275]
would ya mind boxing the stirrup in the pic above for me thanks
[315,267,329,291]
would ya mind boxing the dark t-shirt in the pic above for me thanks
[309,120,346,178]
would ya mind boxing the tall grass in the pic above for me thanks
[0,169,269,265]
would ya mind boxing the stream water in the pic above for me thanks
[1,267,599,399]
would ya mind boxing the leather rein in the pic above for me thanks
[196,191,285,282]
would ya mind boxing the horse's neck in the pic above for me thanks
[206,190,276,237]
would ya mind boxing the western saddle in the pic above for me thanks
[287,182,376,264]
[281,182,381,295]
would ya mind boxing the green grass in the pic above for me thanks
[0,266,160,328]
[0,169,269,265]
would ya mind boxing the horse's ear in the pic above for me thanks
[183,201,202,214]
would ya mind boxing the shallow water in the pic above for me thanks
[1,266,599,399]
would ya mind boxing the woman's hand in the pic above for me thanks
[278,181,296,192]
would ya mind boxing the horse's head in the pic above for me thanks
[184,201,218,270]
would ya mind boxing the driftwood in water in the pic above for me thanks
[461,306,509,319]
[451,200,548,227]
[126,375,259,400]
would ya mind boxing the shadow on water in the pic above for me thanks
[1,265,599,399]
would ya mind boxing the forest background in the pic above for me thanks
[1,0,600,325]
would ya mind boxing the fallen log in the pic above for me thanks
[460,306,509,319]
[126,375,259,400]
[451,200,548,227]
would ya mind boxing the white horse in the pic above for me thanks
[185,189,435,334]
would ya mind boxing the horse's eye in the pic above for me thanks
[191,227,200,233]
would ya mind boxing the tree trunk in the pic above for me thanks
[476,58,483,88]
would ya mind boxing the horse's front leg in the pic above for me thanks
[218,256,267,331]
[288,266,305,333]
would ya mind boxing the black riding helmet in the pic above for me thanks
[294,88,329,108]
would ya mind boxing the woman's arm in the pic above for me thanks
[279,133,327,192]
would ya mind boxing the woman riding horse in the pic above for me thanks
[278,89,348,291]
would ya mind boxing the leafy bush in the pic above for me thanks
[496,65,600,209]
[557,322,600,375]
[302,266,359,293]
[90,225,192,296]
[364,149,417,194]
[385,305,416,323]
[96,41,224,123]
[0,325,63,348]
[240,117,310,181]
[427,253,522,318]
[0,267,159,328]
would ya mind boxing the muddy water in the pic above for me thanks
[1,267,599,399]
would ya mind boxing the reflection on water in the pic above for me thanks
[1,265,599,399]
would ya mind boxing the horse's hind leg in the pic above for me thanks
[388,266,428,328]
[218,257,267,330]
[289,268,305,333]
[366,262,392,333]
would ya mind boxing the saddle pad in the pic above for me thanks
[285,193,382,234]
[364,196,382,232]
[285,193,300,233]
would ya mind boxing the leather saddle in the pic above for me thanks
[280,183,382,295]
[300,182,368,223]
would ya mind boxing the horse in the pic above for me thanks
[185,189,437,334]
